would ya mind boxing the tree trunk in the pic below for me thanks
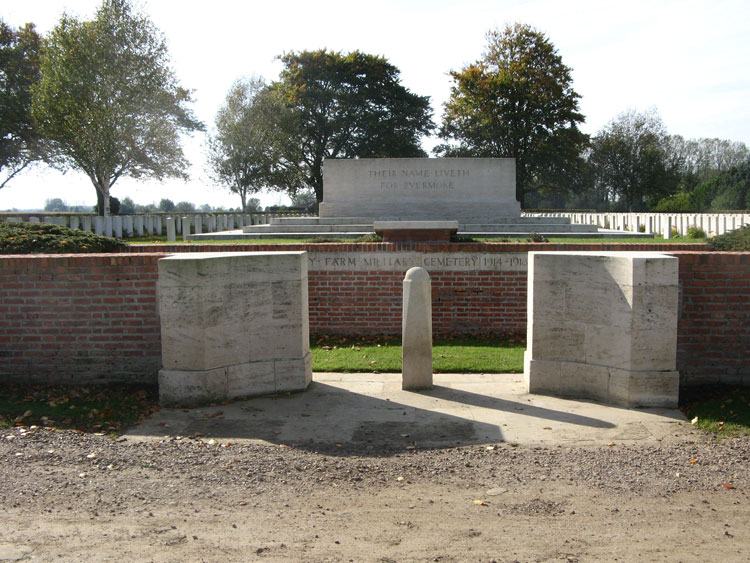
[96,190,105,217]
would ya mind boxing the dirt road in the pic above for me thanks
[2,427,748,562]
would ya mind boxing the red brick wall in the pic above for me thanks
[1,243,747,386]
[308,270,527,335]
[674,252,750,385]
[0,254,163,384]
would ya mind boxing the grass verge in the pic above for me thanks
[680,386,750,439]
[312,335,525,373]
[0,383,159,435]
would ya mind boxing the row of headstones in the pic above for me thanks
[2,213,281,238]
[527,212,749,238]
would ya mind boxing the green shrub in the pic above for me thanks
[307,236,343,243]
[450,234,478,243]
[686,226,707,239]
[708,225,750,251]
[356,233,383,242]
[527,232,548,242]
[0,222,126,254]
[670,227,680,238]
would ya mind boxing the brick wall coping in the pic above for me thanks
[123,242,706,254]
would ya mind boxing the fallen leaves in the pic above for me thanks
[721,483,735,489]
[473,499,488,506]
[0,382,159,433]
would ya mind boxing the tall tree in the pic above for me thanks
[31,0,203,216]
[0,20,43,189]
[273,49,435,202]
[668,135,749,189]
[436,24,589,208]
[207,77,300,211]
[589,108,681,211]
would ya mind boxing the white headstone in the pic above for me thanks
[166,217,176,241]
[182,217,191,241]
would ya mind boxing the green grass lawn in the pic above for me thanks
[680,386,750,439]
[312,335,525,373]
[126,235,708,245]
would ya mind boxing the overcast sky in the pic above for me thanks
[2,0,749,211]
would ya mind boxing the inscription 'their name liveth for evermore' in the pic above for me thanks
[369,168,470,190]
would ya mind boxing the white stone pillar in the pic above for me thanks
[402,267,433,390]
[144,215,153,236]
[663,216,672,239]
[82,216,92,232]
[69,216,80,231]
[194,215,202,234]
[157,251,312,406]
[154,215,163,237]
[166,217,176,241]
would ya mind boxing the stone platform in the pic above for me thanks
[126,373,697,448]
[186,215,651,240]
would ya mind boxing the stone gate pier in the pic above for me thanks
[524,251,680,407]
[157,252,311,406]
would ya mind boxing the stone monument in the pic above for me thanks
[320,157,520,221]
[236,157,601,239]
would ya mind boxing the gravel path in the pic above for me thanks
[2,427,749,561]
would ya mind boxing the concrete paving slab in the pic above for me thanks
[125,373,702,448]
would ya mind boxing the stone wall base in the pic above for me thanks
[524,354,679,408]
[159,352,312,406]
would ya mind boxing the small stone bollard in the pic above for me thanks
[402,267,433,390]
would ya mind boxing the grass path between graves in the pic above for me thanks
[126,235,709,245]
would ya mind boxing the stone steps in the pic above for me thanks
[243,221,598,234]
[270,216,574,226]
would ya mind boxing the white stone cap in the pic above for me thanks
[159,251,307,261]
[528,251,675,258]
[374,221,459,231]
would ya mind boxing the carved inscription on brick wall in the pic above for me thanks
[308,252,528,272]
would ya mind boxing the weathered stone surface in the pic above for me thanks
[402,267,433,390]
[157,252,311,405]
[320,158,519,220]
[525,252,679,408]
